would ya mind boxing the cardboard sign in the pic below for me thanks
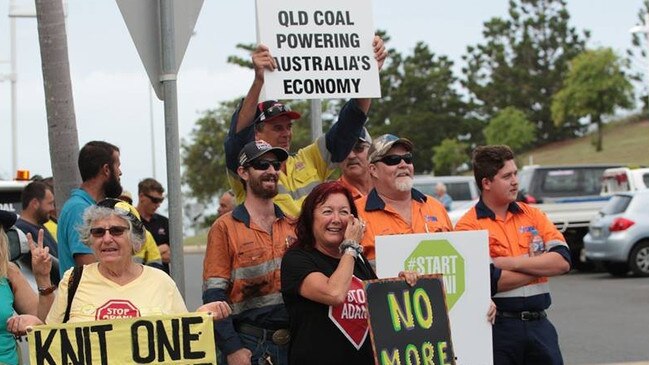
[364,275,455,365]
[255,0,381,99]
[375,231,493,365]
[28,312,216,365]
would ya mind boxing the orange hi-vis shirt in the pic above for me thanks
[358,188,453,266]
[337,175,366,201]
[455,200,570,311]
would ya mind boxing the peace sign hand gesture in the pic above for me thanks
[28,229,51,279]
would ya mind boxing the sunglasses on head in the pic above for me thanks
[247,159,282,171]
[144,193,164,204]
[376,153,413,166]
[257,104,291,123]
[90,226,129,238]
[352,141,369,153]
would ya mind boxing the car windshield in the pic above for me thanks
[601,195,632,215]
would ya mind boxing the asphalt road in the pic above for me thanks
[183,252,649,365]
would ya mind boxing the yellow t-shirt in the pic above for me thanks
[44,220,58,242]
[132,230,163,266]
[46,263,187,324]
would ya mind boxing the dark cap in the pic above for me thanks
[368,134,414,163]
[239,140,289,167]
[254,100,301,124]
[0,210,17,229]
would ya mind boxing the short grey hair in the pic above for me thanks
[78,206,146,252]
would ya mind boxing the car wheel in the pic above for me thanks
[629,240,649,277]
[605,262,629,277]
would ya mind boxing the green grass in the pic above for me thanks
[518,118,649,166]
[183,230,207,247]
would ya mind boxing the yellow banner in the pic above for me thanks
[27,312,217,365]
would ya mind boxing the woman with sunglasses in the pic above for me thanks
[8,199,230,329]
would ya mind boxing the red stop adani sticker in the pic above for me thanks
[96,299,141,320]
[328,276,369,349]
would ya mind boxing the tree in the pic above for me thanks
[462,0,590,144]
[432,139,469,176]
[35,0,80,212]
[484,107,536,152]
[627,0,649,113]
[552,48,634,152]
[370,41,476,173]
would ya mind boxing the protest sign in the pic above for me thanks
[28,312,216,365]
[375,230,493,365]
[364,275,455,365]
[255,0,381,99]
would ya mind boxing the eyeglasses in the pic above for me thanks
[144,193,164,204]
[90,226,129,238]
[247,159,282,171]
[376,153,413,166]
[352,141,369,153]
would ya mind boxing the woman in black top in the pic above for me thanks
[281,181,382,365]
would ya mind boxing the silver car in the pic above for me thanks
[584,190,649,277]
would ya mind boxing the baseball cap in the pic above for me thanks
[118,190,133,204]
[238,140,289,167]
[368,134,414,163]
[359,127,372,144]
[0,210,17,229]
[254,100,301,124]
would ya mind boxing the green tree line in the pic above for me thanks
[182,0,637,205]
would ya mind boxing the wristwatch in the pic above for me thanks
[38,285,57,296]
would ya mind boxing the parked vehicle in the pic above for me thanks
[412,175,479,212]
[517,164,622,270]
[584,190,649,277]
[600,167,649,195]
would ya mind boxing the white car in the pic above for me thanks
[412,175,479,225]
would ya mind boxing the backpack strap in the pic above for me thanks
[63,265,84,323]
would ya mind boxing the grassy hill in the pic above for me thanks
[518,117,649,166]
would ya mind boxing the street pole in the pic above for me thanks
[149,84,156,179]
[159,0,185,295]
[310,99,322,140]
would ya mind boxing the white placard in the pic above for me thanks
[376,230,494,365]
[255,0,381,100]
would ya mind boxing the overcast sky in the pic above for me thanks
[0,1,644,210]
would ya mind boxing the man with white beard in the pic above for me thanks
[357,134,453,268]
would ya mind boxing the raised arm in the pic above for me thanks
[235,44,277,134]
[354,35,388,114]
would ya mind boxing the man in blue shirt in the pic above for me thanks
[57,141,123,276]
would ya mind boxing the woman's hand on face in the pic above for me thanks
[398,271,419,286]
[197,301,232,321]
[344,216,365,243]
[6,314,43,336]
[29,230,51,278]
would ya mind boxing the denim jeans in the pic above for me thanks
[219,332,289,365]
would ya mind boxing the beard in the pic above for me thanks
[249,173,279,199]
[103,169,123,198]
[35,208,50,225]
[395,176,413,192]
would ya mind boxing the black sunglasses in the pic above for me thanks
[144,193,164,204]
[90,226,129,238]
[247,159,282,171]
[376,153,413,166]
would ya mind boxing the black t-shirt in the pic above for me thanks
[142,213,170,273]
[281,247,377,365]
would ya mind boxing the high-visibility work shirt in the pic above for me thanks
[337,175,365,201]
[455,200,571,312]
[202,204,296,355]
[358,188,453,266]
[225,99,367,217]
